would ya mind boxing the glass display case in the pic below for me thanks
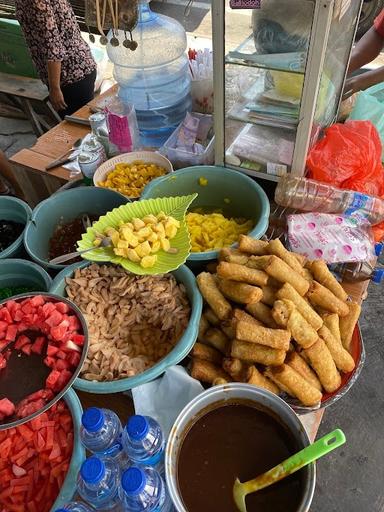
[212,0,363,182]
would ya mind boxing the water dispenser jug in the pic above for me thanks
[107,0,191,147]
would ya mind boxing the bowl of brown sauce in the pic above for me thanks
[166,383,315,512]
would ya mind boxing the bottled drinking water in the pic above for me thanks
[121,415,165,474]
[331,262,384,284]
[275,175,384,225]
[80,407,125,464]
[120,466,173,512]
[55,503,93,512]
[106,0,191,147]
[77,456,122,510]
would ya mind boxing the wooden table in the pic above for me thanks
[0,71,61,136]
[9,85,118,206]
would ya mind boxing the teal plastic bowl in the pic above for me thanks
[49,261,203,394]
[24,187,128,271]
[141,165,270,261]
[0,258,52,294]
[50,389,86,511]
[0,196,32,259]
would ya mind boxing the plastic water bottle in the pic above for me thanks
[120,466,173,511]
[331,263,384,284]
[121,415,165,474]
[106,0,191,147]
[55,503,93,512]
[330,244,384,283]
[80,407,125,465]
[77,456,122,510]
[275,175,384,225]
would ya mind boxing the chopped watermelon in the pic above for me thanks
[0,398,15,419]
[0,400,74,512]
[0,296,85,422]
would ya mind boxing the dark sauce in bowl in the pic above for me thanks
[49,215,98,263]
[177,403,305,512]
[0,220,24,253]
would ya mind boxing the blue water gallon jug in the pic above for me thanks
[106,0,191,147]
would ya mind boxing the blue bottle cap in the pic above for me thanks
[121,467,146,495]
[375,243,384,257]
[127,415,149,440]
[80,457,105,484]
[55,509,69,512]
[372,268,384,284]
[82,407,104,433]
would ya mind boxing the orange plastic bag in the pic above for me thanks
[307,120,384,197]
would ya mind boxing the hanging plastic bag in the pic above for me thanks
[348,83,384,161]
[307,120,384,198]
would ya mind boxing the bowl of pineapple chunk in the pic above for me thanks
[76,194,197,275]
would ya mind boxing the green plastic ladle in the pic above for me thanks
[233,429,346,512]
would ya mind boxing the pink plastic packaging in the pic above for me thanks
[287,212,375,263]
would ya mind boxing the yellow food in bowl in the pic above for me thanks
[97,212,180,268]
[187,211,253,253]
[98,160,167,197]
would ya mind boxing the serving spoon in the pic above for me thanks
[233,429,346,512]
[49,236,112,265]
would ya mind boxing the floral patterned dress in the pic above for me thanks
[15,0,96,86]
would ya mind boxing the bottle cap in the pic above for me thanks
[127,415,149,440]
[375,243,384,257]
[121,467,146,495]
[80,457,105,484]
[372,268,384,284]
[55,510,69,512]
[82,407,105,433]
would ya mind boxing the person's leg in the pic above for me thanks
[60,69,97,117]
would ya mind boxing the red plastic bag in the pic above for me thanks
[307,120,384,197]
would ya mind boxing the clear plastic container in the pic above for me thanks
[119,466,172,512]
[121,415,165,474]
[80,407,125,465]
[77,457,122,510]
[275,175,384,225]
[55,503,94,512]
[107,0,191,147]
[159,113,214,169]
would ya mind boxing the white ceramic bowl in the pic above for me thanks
[93,151,173,199]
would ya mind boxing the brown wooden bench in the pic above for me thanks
[0,71,61,135]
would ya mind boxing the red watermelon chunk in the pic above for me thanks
[0,398,15,419]
[30,336,46,355]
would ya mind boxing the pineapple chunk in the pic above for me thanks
[141,255,157,268]
[151,240,161,253]
[148,231,158,243]
[127,249,140,263]
[165,224,178,239]
[128,235,139,248]
[154,223,165,235]
[160,238,170,252]
[143,214,158,224]
[133,218,145,230]
[117,240,129,249]
[137,227,151,238]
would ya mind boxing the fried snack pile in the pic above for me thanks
[193,236,361,407]
[187,211,253,252]
[100,212,180,268]
[98,160,167,197]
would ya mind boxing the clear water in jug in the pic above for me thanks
[106,0,191,147]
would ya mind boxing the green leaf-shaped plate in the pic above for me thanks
[77,194,197,275]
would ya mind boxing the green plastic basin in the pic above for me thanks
[49,260,202,394]
[24,187,128,271]
[141,166,270,261]
[0,196,32,259]
[0,258,52,294]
